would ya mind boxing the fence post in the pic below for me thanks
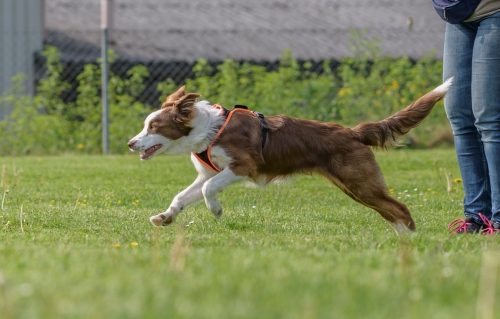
[101,0,109,155]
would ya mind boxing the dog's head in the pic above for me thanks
[128,86,201,160]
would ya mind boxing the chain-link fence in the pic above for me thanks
[34,49,341,107]
[39,0,446,108]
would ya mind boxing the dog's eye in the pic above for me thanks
[150,124,156,130]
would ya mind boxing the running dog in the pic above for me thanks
[128,78,453,233]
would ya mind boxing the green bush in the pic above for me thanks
[0,47,151,155]
[0,40,450,156]
[0,74,72,155]
[67,51,150,153]
[172,51,339,121]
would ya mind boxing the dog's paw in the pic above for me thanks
[212,207,223,219]
[150,213,175,226]
[211,204,223,219]
[206,199,223,218]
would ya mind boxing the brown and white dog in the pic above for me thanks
[128,78,453,233]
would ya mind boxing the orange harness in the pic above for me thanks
[193,104,268,173]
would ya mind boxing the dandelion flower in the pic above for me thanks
[77,143,84,149]
[114,244,120,248]
[131,242,139,247]
[338,88,351,96]
[454,178,462,183]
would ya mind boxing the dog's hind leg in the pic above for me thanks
[323,150,416,233]
[202,168,246,218]
[150,173,211,226]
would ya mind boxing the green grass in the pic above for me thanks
[0,149,499,319]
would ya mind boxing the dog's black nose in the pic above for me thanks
[128,140,136,149]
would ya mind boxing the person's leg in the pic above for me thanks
[471,12,500,224]
[443,22,491,225]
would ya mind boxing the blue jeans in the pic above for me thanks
[443,11,500,224]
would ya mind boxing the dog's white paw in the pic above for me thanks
[206,199,223,218]
[212,207,223,219]
[150,213,175,226]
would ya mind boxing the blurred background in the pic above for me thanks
[0,0,451,155]
[1,0,445,118]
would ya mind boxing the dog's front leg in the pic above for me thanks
[150,174,209,226]
[202,168,245,218]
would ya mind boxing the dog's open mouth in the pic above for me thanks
[140,144,162,160]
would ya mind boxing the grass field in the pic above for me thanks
[0,149,499,319]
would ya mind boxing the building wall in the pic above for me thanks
[0,0,43,119]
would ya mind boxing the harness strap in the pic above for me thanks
[255,112,269,148]
[193,150,216,172]
[234,105,269,147]
[193,104,268,173]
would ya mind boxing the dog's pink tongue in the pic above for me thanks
[145,146,156,156]
[141,144,161,159]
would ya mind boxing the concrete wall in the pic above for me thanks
[0,0,43,119]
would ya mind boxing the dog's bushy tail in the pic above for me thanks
[351,77,453,148]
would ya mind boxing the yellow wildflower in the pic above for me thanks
[337,88,351,97]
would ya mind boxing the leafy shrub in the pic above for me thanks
[0,75,72,155]
[1,38,450,156]
[0,47,151,155]
[175,51,339,121]
[67,51,151,153]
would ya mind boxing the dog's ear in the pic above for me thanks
[174,93,201,124]
[162,86,186,109]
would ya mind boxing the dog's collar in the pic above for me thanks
[193,104,268,173]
